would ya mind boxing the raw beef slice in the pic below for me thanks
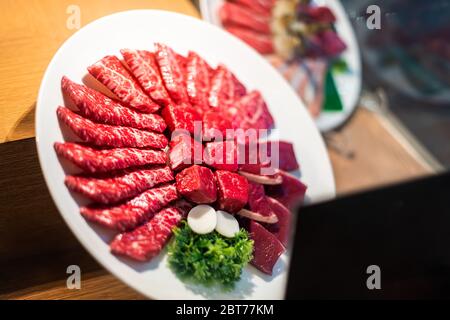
[80,184,179,231]
[154,43,189,104]
[176,165,217,204]
[61,77,166,132]
[161,103,201,135]
[54,142,167,174]
[248,220,285,275]
[215,170,249,213]
[56,107,168,149]
[185,51,212,115]
[265,197,291,247]
[204,140,239,172]
[121,49,173,107]
[220,2,271,34]
[87,55,160,113]
[224,25,274,54]
[65,166,174,204]
[110,201,191,261]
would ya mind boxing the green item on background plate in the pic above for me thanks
[323,69,343,112]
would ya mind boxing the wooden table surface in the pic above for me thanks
[0,0,432,300]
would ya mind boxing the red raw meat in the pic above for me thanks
[231,72,247,98]
[61,77,166,132]
[259,141,299,171]
[265,197,291,247]
[229,0,274,16]
[185,51,212,115]
[161,103,201,135]
[168,134,203,171]
[175,52,188,73]
[87,55,160,113]
[110,201,191,261]
[215,170,249,213]
[246,181,278,222]
[57,107,168,149]
[121,49,173,107]
[202,110,234,140]
[54,142,167,173]
[230,90,274,130]
[65,166,174,204]
[224,25,274,54]
[204,140,238,172]
[154,43,189,104]
[80,184,179,231]
[220,2,271,34]
[208,65,241,109]
[265,170,307,209]
[175,165,217,204]
[239,170,282,185]
[248,220,285,275]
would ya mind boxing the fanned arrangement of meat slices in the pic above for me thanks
[54,43,307,281]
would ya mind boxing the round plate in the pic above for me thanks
[36,10,335,300]
[200,0,362,132]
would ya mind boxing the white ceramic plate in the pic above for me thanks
[200,0,362,132]
[36,10,335,300]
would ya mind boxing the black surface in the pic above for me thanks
[286,171,450,299]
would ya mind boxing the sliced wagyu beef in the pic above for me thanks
[168,134,203,172]
[61,77,166,132]
[65,166,174,204]
[238,182,278,223]
[154,43,189,104]
[185,51,212,115]
[215,170,249,213]
[266,170,307,209]
[87,55,160,113]
[175,165,217,204]
[232,90,274,130]
[220,2,271,34]
[121,49,173,107]
[224,25,274,54]
[57,107,168,149]
[80,184,179,231]
[204,140,239,172]
[248,220,285,275]
[265,197,291,247]
[110,201,192,261]
[54,142,167,174]
[208,64,243,109]
[161,103,201,135]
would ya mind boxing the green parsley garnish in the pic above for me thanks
[168,221,253,289]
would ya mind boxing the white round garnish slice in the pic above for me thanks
[215,210,240,238]
[187,205,217,235]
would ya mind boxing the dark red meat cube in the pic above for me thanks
[161,103,201,135]
[220,2,271,34]
[168,134,203,171]
[121,49,173,107]
[54,142,167,174]
[257,141,299,172]
[265,170,307,209]
[154,43,189,104]
[176,165,217,204]
[61,77,166,132]
[265,197,291,247]
[204,140,238,172]
[56,107,168,149]
[202,110,234,140]
[87,55,160,113]
[248,220,285,275]
[65,166,174,204]
[224,25,274,54]
[215,170,249,213]
[185,51,212,115]
[110,201,190,261]
[80,184,179,231]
